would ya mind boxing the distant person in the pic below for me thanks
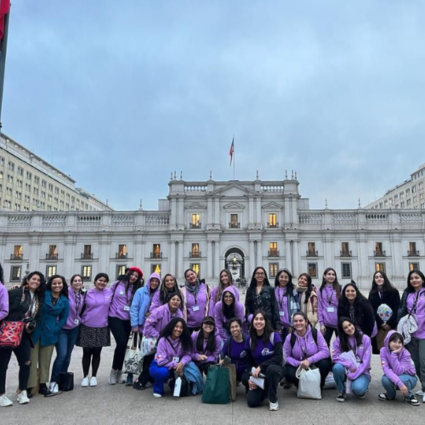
[295,272,318,327]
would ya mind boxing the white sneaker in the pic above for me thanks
[423,394,425,404]
[17,390,29,405]
[45,382,60,397]
[116,370,125,384]
[269,401,279,411]
[89,377,97,387]
[153,393,163,398]
[0,394,13,407]
[81,376,89,387]
[108,369,117,385]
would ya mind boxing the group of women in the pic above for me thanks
[0,263,424,412]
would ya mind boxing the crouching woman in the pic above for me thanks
[149,318,192,398]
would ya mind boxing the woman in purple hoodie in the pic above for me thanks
[214,287,244,341]
[331,317,372,402]
[284,312,331,390]
[77,273,112,388]
[379,331,419,405]
[210,269,240,316]
[108,266,143,386]
[149,317,192,397]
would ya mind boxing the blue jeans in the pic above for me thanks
[149,360,174,396]
[381,374,418,399]
[332,363,371,396]
[51,327,80,383]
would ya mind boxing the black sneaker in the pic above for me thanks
[133,380,146,391]
[336,391,345,402]
[405,395,420,406]
[26,388,33,399]
[38,384,49,396]
[378,393,394,401]
[125,374,133,387]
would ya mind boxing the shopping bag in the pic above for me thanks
[323,371,336,390]
[124,333,142,374]
[140,336,157,358]
[296,366,322,399]
[58,372,74,392]
[222,363,237,401]
[202,365,230,404]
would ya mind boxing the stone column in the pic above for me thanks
[207,240,213,278]
[169,240,176,276]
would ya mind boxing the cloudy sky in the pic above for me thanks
[3,1,425,211]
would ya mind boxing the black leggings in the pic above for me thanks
[108,317,131,371]
[197,362,215,377]
[137,354,155,385]
[82,347,103,377]
[285,358,332,389]
[323,326,338,346]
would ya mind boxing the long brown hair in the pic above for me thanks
[319,267,341,299]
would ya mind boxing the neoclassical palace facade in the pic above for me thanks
[1,174,424,288]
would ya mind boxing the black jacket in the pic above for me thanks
[368,289,400,329]
[245,284,281,331]
[337,299,375,337]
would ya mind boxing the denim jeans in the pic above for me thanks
[51,327,80,383]
[381,373,418,399]
[149,360,174,396]
[332,363,371,396]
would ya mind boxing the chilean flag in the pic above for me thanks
[0,0,10,49]
[229,137,234,165]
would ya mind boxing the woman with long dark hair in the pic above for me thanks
[242,310,285,411]
[108,266,144,386]
[332,317,372,402]
[296,272,318,327]
[317,268,341,345]
[274,269,300,340]
[245,267,281,332]
[149,274,180,312]
[210,269,240,316]
[214,287,244,341]
[0,271,46,407]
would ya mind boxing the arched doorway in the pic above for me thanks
[224,247,245,284]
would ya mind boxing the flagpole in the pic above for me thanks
[0,2,10,131]
[233,135,235,180]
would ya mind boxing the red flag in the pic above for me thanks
[0,0,10,46]
[229,137,234,165]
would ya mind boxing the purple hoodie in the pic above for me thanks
[210,285,240,316]
[63,288,84,330]
[80,287,113,328]
[332,334,372,379]
[380,330,416,388]
[109,280,136,321]
[214,287,244,341]
[406,288,425,339]
[191,330,222,363]
[0,284,9,321]
[181,282,210,328]
[143,303,183,339]
[317,284,339,328]
[154,336,192,369]
[284,326,330,367]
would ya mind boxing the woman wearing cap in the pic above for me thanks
[149,274,181,312]
[210,269,240,316]
[180,269,211,334]
[133,292,183,390]
[108,267,144,386]
[77,273,112,388]
[296,273,318,328]
[191,316,222,376]
[214,287,244,341]
[242,310,285,411]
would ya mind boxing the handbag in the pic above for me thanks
[296,366,322,400]
[202,365,230,404]
[140,336,157,358]
[58,372,74,391]
[124,333,142,375]
[223,363,237,401]
[0,321,25,349]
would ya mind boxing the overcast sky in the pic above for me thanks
[3,1,425,211]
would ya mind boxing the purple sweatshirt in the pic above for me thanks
[143,304,183,339]
[109,281,135,321]
[380,330,416,388]
[221,337,248,376]
[284,326,330,367]
[191,330,222,363]
[181,282,210,328]
[275,287,291,328]
[80,287,113,328]
[0,284,9,321]
[63,288,84,330]
[155,336,192,369]
[332,334,372,379]
[210,285,240,316]
[245,332,282,365]
[214,287,245,341]
[406,288,425,339]
[317,284,339,328]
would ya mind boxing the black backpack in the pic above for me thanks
[290,327,318,348]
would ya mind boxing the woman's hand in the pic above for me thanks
[400,384,409,397]
[175,362,184,376]
[300,360,310,370]
[320,325,326,335]
[132,326,139,333]
[248,379,258,390]
[251,367,261,378]
[350,365,357,373]
[197,354,207,362]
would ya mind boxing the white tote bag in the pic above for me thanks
[296,366,322,400]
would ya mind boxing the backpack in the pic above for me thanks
[290,327,318,349]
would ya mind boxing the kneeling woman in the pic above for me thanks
[191,316,222,376]
[332,317,372,402]
[149,318,192,397]
[242,310,286,411]
[284,312,331,390]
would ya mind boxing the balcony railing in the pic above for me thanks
[408,250,420,257]
[267,222,279,228]
[81,253,93,259]
[229,222,241,229]
[150,252,163,259]
[340,250,352,257]
[10,254,23,260]
[306,250,318,257]
[46,253,58,260]
[116,253,128,259]
[374,250,386,257]
[189,222,201,229]
[189,251,201,258]
[268,250,279,257]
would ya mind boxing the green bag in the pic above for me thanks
[201,365,230,404]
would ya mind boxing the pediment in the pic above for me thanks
[223,202,246,210]
[208,183,258,197]
[184,202,207,210]
[262,201,284,210]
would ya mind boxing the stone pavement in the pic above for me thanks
[1,342,424,425]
